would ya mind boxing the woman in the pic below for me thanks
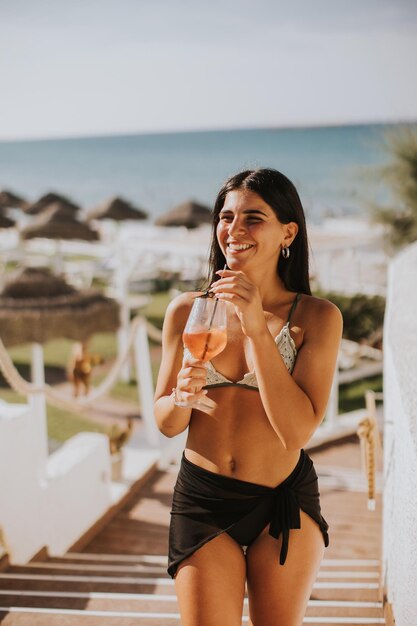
[154,168,343,626]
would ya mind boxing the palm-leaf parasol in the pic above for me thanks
[0,267,120,348]
[0,213,16,229]
[0,266,120,434]
[0,190,29,210]
[85,196,148,222]
[155,200,212,229]
[21,205,99,241]
[25,193,80,216]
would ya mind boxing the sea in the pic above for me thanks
[0,122,412,224]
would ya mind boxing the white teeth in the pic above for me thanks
[228,243,253,251]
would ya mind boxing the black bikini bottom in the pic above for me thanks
[167,449,329,578]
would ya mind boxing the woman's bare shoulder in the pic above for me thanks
[164,291,201,327]
[299,293,343,332]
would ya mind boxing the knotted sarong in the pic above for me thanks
[168,449,329,578]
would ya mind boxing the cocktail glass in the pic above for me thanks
[176,294,227,413]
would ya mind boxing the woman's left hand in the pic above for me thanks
[209,269,268,338]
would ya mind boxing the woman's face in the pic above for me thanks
[216,189,297,272]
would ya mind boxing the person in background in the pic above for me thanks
[154,168,343,626]
[68,341,102,397]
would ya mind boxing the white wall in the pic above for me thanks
[383,242,417,626]
[0,400,112,564]
[0,402,47,561]
[46,433,111,555]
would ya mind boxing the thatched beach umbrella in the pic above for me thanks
[155,200,212,229]
[85,196,148,222]
[0,213,15,229]
[0,190,29,210]
[0,267,120,348]
[25,192,80,216]
[20,205,99,274]
[21,204,99,242]
[0,267,120,428]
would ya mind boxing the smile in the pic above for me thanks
[227,243,254,251]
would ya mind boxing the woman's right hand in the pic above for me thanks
[174,356,208,405]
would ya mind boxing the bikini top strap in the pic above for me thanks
[286,293,301,326]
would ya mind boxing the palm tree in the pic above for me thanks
[371,125,417,252]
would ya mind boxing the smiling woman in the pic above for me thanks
[208,169,312,297]
[154,168,343,626]
[216,189,298,282]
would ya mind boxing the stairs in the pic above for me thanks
[0,440,387,625]
[0,556,384,624]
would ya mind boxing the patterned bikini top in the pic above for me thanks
[203,293,301,391]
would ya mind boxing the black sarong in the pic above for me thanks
[168,449,329,578]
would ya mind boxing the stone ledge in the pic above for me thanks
[67,447,161,554]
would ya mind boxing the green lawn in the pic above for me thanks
[93,359,161,405]
[0,387,111,442]
[339,374,383,414]
[140,291,171,329]
[47,406,112,441]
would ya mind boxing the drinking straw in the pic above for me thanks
[201,264,227,360]
[208,263,227,326]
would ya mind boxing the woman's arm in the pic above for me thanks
[154,293,207,438]
[250,298,343,449]
[211,270,343,450]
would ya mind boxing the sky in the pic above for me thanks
[1,0,417,141]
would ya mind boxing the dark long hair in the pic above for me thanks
[206,168,311,295]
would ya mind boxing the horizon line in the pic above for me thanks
[1,117,416,145]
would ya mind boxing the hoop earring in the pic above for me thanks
[282,246,290,259]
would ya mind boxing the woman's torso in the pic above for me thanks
[184,293,306,487]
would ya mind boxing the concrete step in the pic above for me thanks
[7,564,167,578]
[0,555,386,621]
[0,575,173,595]
[0,600,386,625]
[49,553,169,566]
[6,562,381,582]
[0,608,387,625]
[0,590,384,613]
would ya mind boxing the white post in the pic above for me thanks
[29,343,49,481]
[117,282,131,383]
[133,318,160,448]
[114,243,138,383]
